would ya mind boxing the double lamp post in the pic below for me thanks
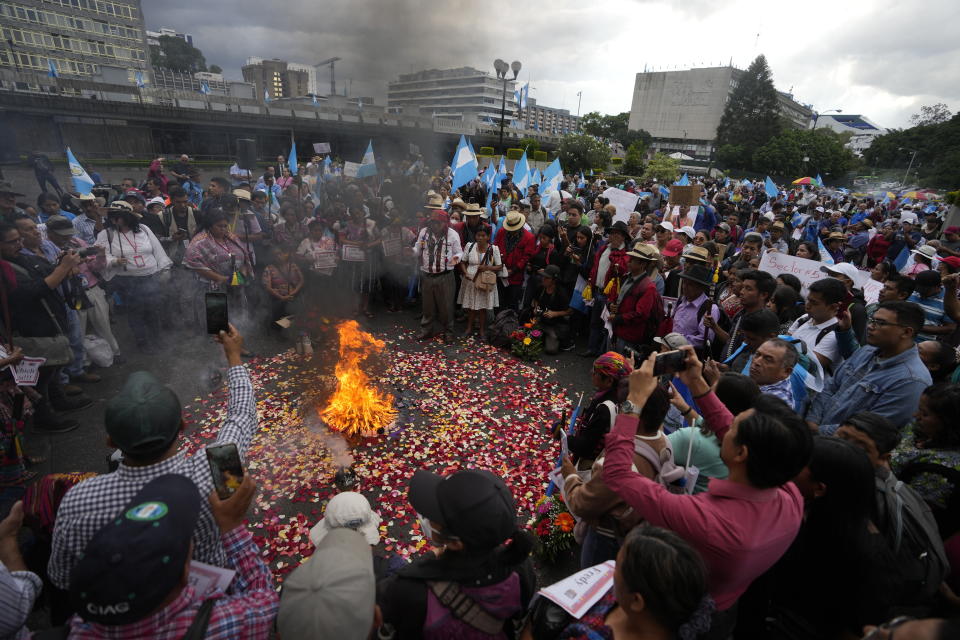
[493,59,521,155]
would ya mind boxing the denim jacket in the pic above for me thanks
[807,344,931,435]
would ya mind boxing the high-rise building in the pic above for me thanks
[241,58,310,100]
[146,26,193,47]
[152,68,227,93]
[245,57,317,96]
[387,66,517,124]
[0,0,150,78]
[521,97,579,134]
[628,66,813,160]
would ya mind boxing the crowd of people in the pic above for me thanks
[1,151,959,639]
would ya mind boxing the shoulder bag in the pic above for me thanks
[4,262,72,366]
[475,245,497,292]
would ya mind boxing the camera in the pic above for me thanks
[78,246,99,257]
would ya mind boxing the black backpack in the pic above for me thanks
[897,461,960,539]
[488,309,519,348]
[875,472,949,610]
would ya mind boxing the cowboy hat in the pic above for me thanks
[503,211,526,232]
[463,202,483,216]
[424,193,444,210]
[679,263,714,287]
[626,244,659,261]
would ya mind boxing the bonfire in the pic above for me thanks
[320,320,397,437]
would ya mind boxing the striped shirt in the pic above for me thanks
[0,563,41,639]
[907,291,949,342]
[48,366,257,589]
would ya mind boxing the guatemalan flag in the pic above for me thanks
[66,147,94,195]
[357,140,377,178]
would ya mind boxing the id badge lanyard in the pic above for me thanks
[122,231,146,267]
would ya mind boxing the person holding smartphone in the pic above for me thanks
[48,324,257,596]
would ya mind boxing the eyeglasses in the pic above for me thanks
[867,318,904,328]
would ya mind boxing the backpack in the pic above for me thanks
[488,309,519,348]
[897,461,960,539]
[875,472,950,609]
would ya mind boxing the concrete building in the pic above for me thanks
[521,97,579,134]
[242,58,310,100]
[812,113,886,156]
[153,68,227,93]
[388,66,518,125]
[0,0,150,78]
[246,57,317,96]
[146,26,192,47]
[628,66,813,160]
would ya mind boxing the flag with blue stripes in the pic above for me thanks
[541,158,563,195]
[450,135,478,192]
[357,140,377,178]
[893,246,910,271]
[513,151,531,195]
[675,173,690,186]
[818,237,834,265]
[288,140,298,176]
[66,147,94,195]
[764,176,779,199]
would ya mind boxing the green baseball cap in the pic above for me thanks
[105,371,182,456]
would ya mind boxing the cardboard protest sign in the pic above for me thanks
[342,161,361,178]
[669,185,701,207]
[601,187,640,224]
[312,142,331,154]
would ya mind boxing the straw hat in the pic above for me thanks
[463,202,483,217]
[424,193,444,210]
[503,211,526,231]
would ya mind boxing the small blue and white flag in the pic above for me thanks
[264,89,271,103]
[134,70,145,88]
[47,59,59,78]
[541,158,563,195]
[815,173,824,187]
[288,140,298,176]
[357,140,377,178]
[199,81,211,95]
[530,168,541,186]
[764,176,779,199]
[513,151,531,195]
[66,147,94,195]
[724,177,730,188]
[893,246,911,272]
[481,162,497,192]
[675,173,690,186]
[658,184,670,198]
[312,94,319,105]
[323,155,332,173]
[450,135,478,192]
[818,237,834,266]
[742,179,753,190]
[569,275,591,313]
[578,171,586,189]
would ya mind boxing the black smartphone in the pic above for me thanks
[653,350,688,377]
[205,292,228,335]
[206,443,244,500]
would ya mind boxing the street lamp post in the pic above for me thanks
[494,59,521,155]
[811,108,842,129]
[900,148,919,188]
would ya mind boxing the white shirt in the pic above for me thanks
[95,226,172,280]
[546,190,572,214]
[788,314,840,369]
[413,227,463,274]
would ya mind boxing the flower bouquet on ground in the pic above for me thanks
[510,322,544,360]
[528,492,576,563]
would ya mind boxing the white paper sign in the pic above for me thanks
[602,188,640,225]
[188,560,235,596]
[0,346,44,386]
[342,161,361,178]
[537,561,615,618]
[757,252,869,296]
[862,278,883,304]
[312,142,331,154]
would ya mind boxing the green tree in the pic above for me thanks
[209,64,223,74]
[517,137,540,154]
[641,152,680,183]
[581,111,651,151]
[557,134,611,173]
[910,103,953,127]
[715,55,782,169]
[622,141,646,176]
[864,114,960,188]
[150,35,207,73]
[752,129,856,179]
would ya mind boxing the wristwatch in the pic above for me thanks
[619,400,642,416]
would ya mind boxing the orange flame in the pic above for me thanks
[320,320,397,436]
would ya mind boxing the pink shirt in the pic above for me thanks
[603,392,804,611]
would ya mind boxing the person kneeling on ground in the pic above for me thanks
[524,264,574,354]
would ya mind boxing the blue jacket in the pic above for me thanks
[693,205,717,233]
[807,344,931,435]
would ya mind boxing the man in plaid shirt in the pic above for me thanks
[48,324,257,591]
[66,473,278,638]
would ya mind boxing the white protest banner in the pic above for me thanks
[602,187,640,224]
[342,161,361,178]
[757,252,869,295]
[312,142,331,154]
[863,278,883,304]
[537,560,615,618]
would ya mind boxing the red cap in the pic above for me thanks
[945,226,960,235]
[431,211,449,224]
[661,239,684,257]
[940,256,960,271]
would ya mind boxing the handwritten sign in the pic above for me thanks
[342,161,361,178]
[312,142,331,154]
[537,561,615,618]
[758,252,869,295]
[669,185,701,207]
[602,187,640,224]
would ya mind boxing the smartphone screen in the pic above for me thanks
[653,350,687,377]
[206,443,243,500]
[205,292,228,335]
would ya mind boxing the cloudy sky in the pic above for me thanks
[144,0,958,130]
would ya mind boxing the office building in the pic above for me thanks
[628,66,813,160]
[246,57,317,96]
[146,26,192,47]
[242,58,310,100]
[152,68,227,93]
[812,113,886,156]
[521,97,579,134]
[0,0,150,78]
[387,66,517,124]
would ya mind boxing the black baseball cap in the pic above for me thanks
[105,371,182,457]
[409,469,516,550]
[70,474,202,625]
